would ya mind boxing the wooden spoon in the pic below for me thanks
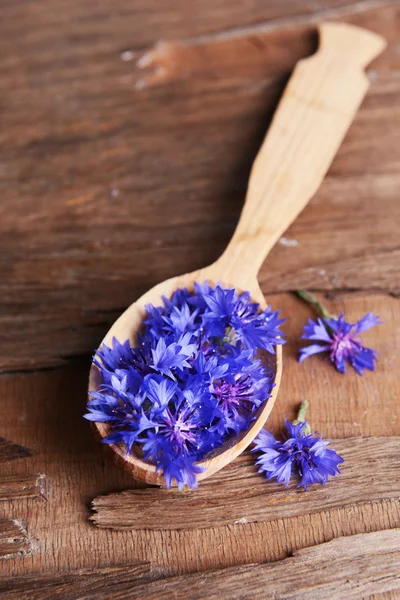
[89,23,385,486]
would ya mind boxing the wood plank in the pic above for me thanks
[0,474,47,502]
[0,439,36,463]
[0,519,30,560]
[0,563,151,599]
[99,530,400,599]
[0,3,399,371]
[2,530,399,599]
[90,437,400,530]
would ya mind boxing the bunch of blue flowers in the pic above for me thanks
[85,283,285,489]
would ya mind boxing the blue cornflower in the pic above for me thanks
[150,335,196,378]
[93,338,133,383]
[299,312,381,375]
[201,285,285,356]
[85,283,284,489]
[252,407,343,490]
[85,385,158,450]
[156,454,204,491]
[193,353,229,383]
[142,375,178,410]
[211,367,273,434]
[158,396,200,452]
[236,308,285,355]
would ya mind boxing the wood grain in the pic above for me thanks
[1,530,400,598]
[0,563,151,599]
[98,530,400,599]
[0,519,30,560]
[0,2,399,372]
[0,474,46,502]
[5,529,397,599]
[90,437,400,530]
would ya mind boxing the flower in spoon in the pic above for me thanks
[85,283,284,489]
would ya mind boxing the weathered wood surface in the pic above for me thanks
[89,530,400,600]
[0,1,399,371]
[0,563,151,600]
[0,0,399,597]
[0,474,46,502]
[90,437,400,530]
[0,519,31,560]
[2,530,399,599]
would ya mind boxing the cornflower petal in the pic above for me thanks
[298,343,331,363]
[353,312,383,334]
[142,375,179,410]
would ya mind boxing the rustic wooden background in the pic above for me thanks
[1,0,400,597]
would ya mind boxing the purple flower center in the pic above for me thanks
[161,407,197,449]
[299,311,380,375]
[212,375,252,410]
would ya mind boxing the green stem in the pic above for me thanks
[297,400,309,423]
[295,290,336,320]
[292,400,312,435]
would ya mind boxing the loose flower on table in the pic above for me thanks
[296,290,381,375]
[252,401,344,490]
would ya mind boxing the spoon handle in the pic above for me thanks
[215,22,386,290]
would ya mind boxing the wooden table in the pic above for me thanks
[1,1,400,597]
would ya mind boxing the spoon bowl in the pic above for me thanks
[88,23,386,486]
[89,271,282,485]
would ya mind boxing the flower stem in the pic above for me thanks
[292,400,312,435]
[297,400,309,423]
[295,290,336,320]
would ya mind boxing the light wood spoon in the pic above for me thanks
[89,22,385,486]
